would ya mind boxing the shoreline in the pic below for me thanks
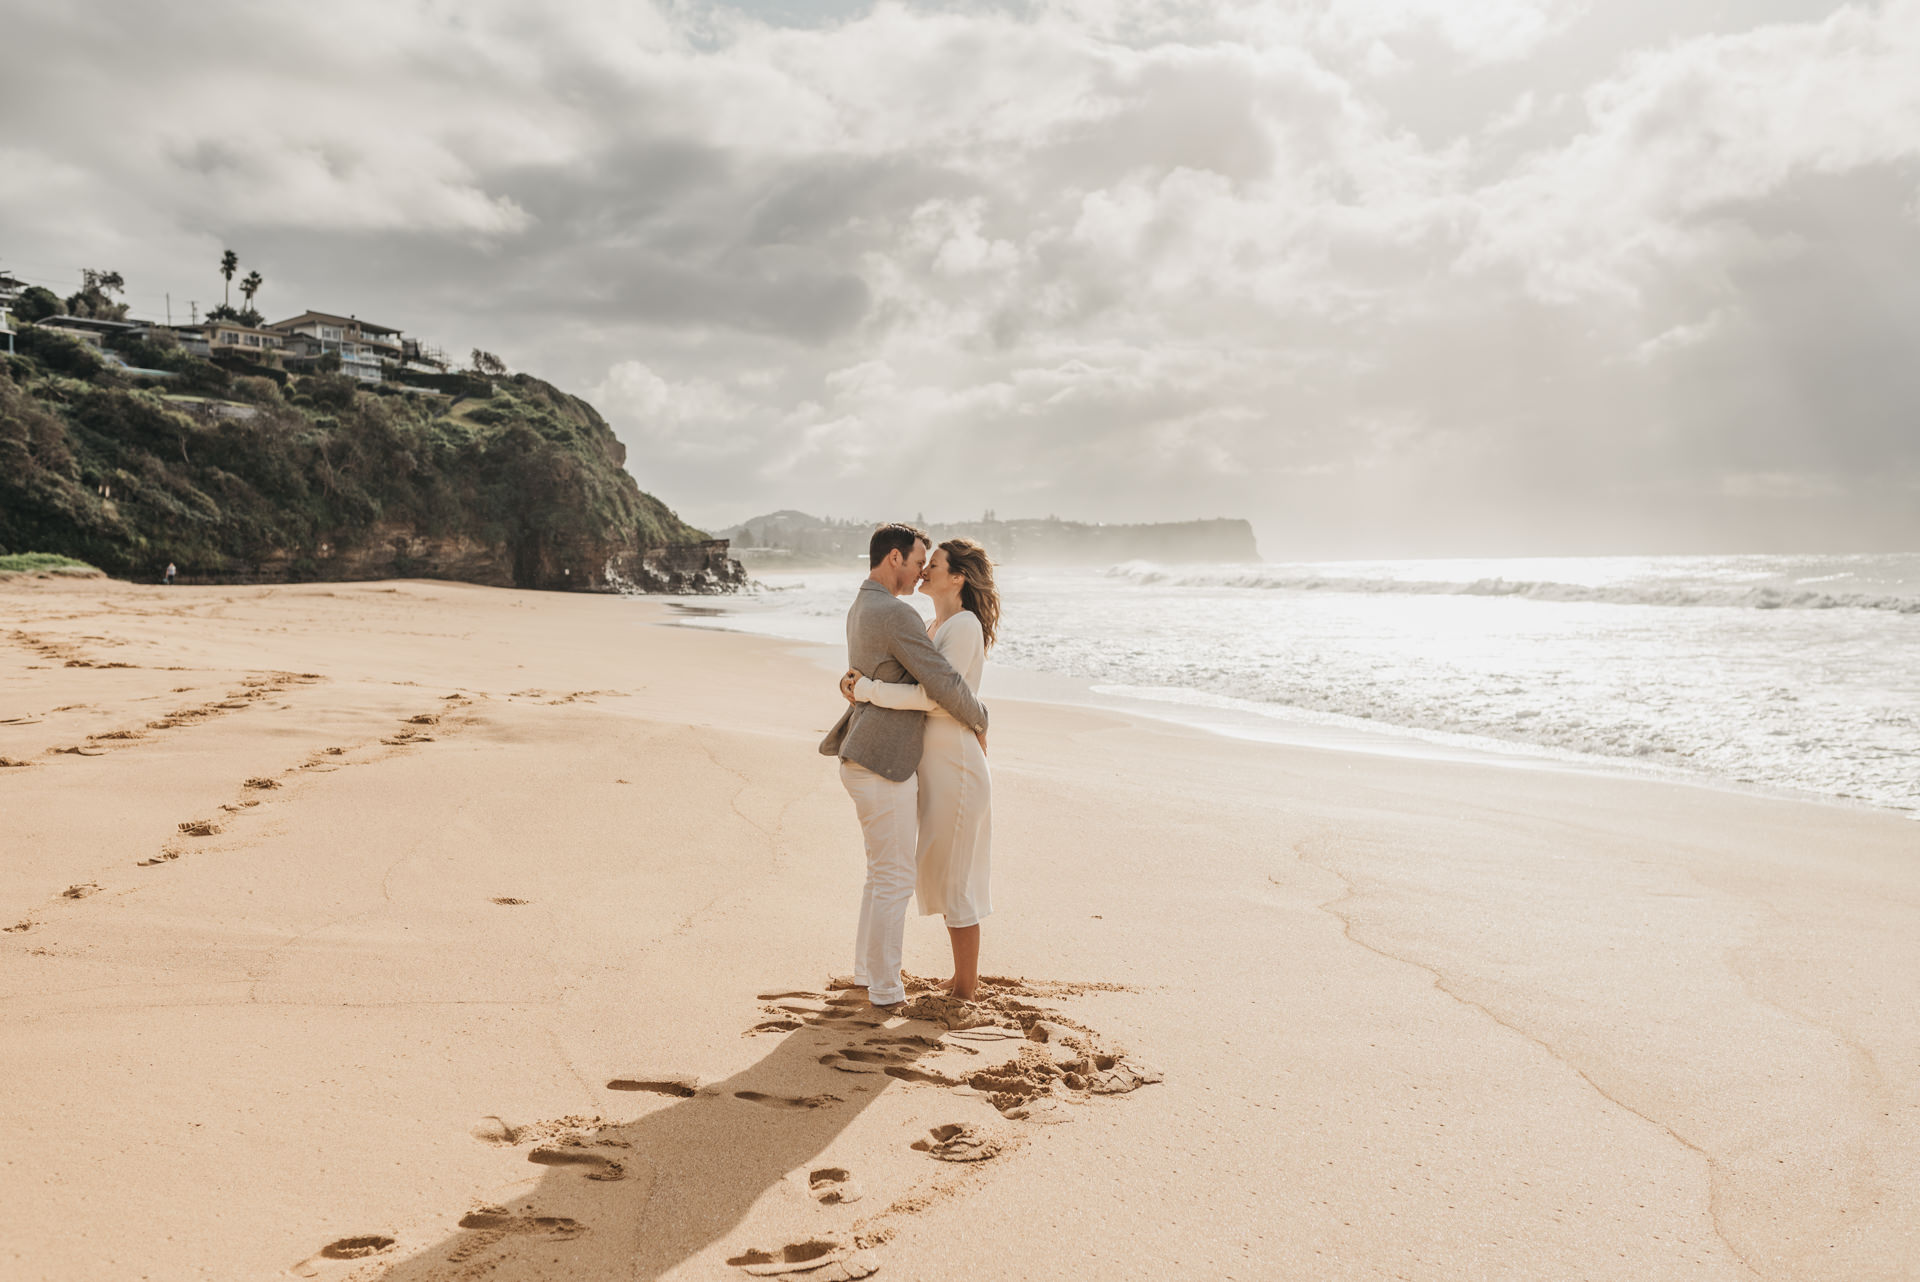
[5,578,1919,1280]
[665,604,1920,825]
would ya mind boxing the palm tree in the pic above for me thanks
[219,249,238,307]
[240,270,263,314]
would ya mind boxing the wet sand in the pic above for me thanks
[3,577,1917,1281]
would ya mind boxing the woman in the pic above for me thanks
[839,537,998,1001]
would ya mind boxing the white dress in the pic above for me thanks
[855,610,992,927]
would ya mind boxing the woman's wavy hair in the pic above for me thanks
[939,537,1000,649]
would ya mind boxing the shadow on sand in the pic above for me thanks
[301,979,1158,1280]
[355,1006,906,1281]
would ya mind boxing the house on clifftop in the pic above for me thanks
[268,310,402,382]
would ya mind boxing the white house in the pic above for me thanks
[0,270,23,356]
[267,310,402,382]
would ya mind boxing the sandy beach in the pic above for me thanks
[3,577,1917,1282]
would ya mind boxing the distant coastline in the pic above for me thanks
[717,510,1259,569]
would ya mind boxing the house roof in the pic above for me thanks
[39,314,141,333]
[203,319,283,335]
[267,310,401,336]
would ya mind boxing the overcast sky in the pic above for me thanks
[4,0,1917,556]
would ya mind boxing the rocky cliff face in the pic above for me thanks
[0,342,744,593]
[607,540,750,594]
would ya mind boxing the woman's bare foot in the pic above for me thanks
[945,923,982,1003]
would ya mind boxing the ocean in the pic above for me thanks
[667,553,1920,817]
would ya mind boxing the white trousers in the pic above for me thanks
[841,759,917,1006]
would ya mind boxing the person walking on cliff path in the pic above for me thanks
[820,523,990,1010]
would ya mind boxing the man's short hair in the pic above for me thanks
[869,522,930,568]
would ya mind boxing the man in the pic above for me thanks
[820,523,990,1009]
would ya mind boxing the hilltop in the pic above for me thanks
[717,510,1260,569]
[0,328,742,591]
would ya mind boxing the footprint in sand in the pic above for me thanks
[751,1018,805,1035]
[728,1241,878,1279]
[490,897,530,906]
[456,1209,586,1237]
[807,1167,863,1206]
[528,1146,626,1181]
[735,1091,842,1111]
[61,883,101,899]
[290,1235,398,1276]
[177,819,221,837]
[1086,1054,1165,1095]
[911,1122,1004,1163]
[319,1235,397,1259]
[606,1076,698,1097]
[470,1116,518,1144]
[884,1065,962,1086]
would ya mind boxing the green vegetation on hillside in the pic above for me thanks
[0,552,99,574]
[0,331,710,589]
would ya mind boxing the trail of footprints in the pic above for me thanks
[6,693,476,932]
[134,696,475,872]
[6,627,139,670]
[16,670,329,765]
[304,978,1159,1278]
[724,978,1161,1274]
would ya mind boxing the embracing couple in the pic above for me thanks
[819,523,999,1011]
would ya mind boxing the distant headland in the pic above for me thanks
[717,510,1260,569]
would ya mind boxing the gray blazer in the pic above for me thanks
[819,579,989,782]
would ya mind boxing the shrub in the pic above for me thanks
[231,375,282,405]
[174,359,232,395]
[107,333,189,373]
[0,552,100,575]
[12,286,62,324]
[15,326,102,377]
[300,372,359,412]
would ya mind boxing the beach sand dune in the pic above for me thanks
[2,578,1916,1280]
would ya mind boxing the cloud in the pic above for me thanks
[1466,2,1920,300]
[2,0,1914,554]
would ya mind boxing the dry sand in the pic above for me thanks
[2,578,1917,1281]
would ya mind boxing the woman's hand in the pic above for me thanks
[839,669,863,703]
[975,730,988,756]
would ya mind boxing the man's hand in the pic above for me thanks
[840,669,862,703]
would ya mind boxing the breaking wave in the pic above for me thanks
[1104,562,1920,613]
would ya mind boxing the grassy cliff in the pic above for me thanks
[0,331,731,590]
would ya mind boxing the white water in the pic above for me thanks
[671,553,1920,816]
